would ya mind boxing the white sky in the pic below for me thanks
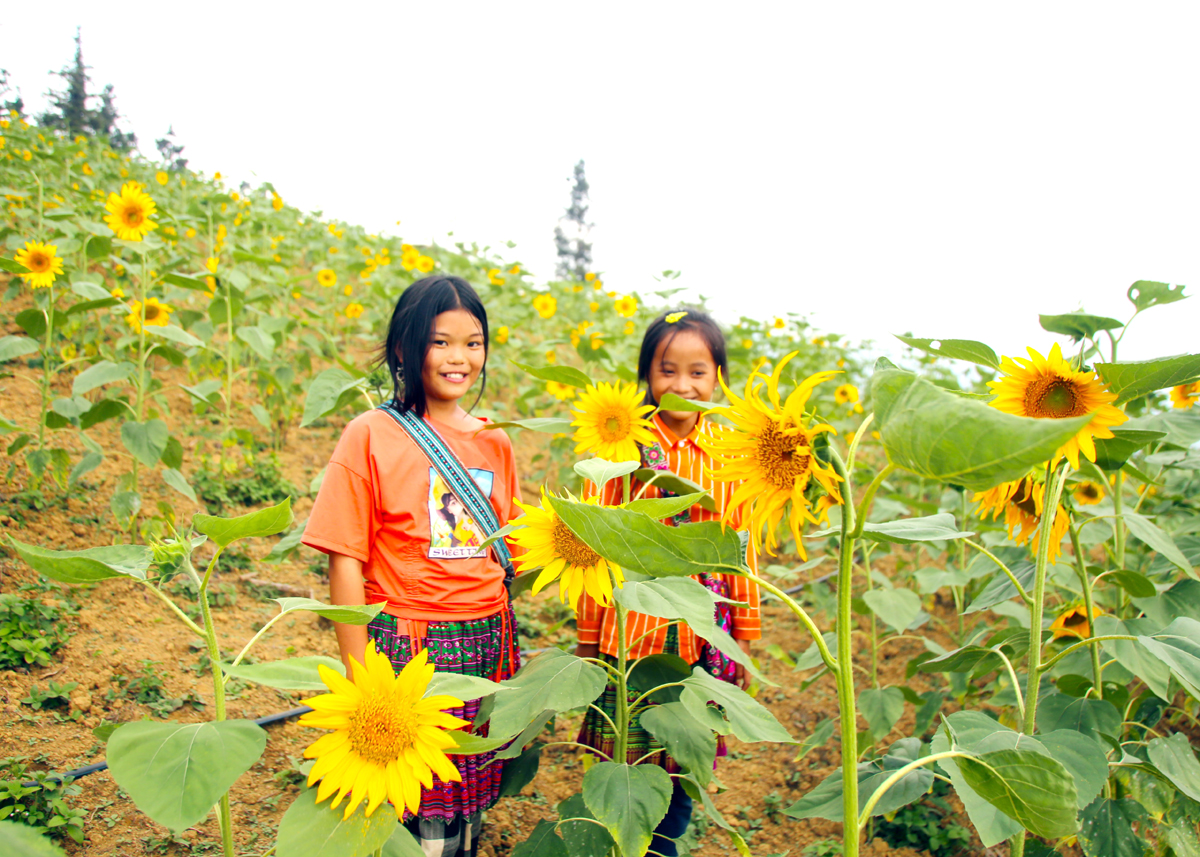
[4,2,1197,362]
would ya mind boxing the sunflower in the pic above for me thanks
[973,473,1069,563]
[698,352,843,557]
[125,298,173,333]
[345,302,365,319]
[416,255,435,273]
[272,192,283,211]
[316,268,337,288]
[104,182,159,241]
[1171,382,1200,410]
[494,325,509,345]
[532,294,557,320]
[570,381,657,462]
[205,257,219,273]
[508,490,624,608]
[987,343,1127,469]
[1049,605,1103,640]
[614,296,637,318]
[301,644,468,820]
[155,171,169,186]
[401,248,420,271]
[1072,480,1104,506]
[487,268,506,286]
[546,381,576,401]
[13,241,64,289]
[834,384,859,405]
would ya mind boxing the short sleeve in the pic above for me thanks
[302,421,378,562]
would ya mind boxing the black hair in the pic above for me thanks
[377,275,489,416]
[637,306,728,406]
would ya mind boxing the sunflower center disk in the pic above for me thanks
[599,410,630,442]
[29,253,50,272]
[1012,480,1039,517]
[123,205,144,227]
[552,519,601,568]
[1024,377,1085,419]
[348,696,416,766]
[755,423,812,491]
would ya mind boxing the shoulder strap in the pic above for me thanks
[376,401,514,575]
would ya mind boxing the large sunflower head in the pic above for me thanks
[973,472,1069,563]
[697,352,843,557]
[1072,480,1105,506]
[13,240,65,289]
[987,343,1127,469]
[300,644,469,820]
[508,489,624,608]
[104,182,159,241]
[570,381,657,462]
[125,297,173,333]
[1171,381,1200,410]
[1049,604,1103,640]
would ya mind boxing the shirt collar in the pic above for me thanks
[653,412,704,450]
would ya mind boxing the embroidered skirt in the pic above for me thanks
[367,606,520,822]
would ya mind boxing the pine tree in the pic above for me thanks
[155,126,188,172]
[39,30,136,149]
[554,159,593,281]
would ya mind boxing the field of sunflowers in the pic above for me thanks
[2,108,1200,857]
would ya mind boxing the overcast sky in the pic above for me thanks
[4,3,1197,362]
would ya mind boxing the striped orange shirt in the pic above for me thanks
[576,413,761,661]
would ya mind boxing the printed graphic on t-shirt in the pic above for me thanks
[427,467,493,559]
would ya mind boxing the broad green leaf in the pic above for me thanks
[15,309,46,339]
[70,279,110,300]
[1037,730,1109,809]
[510,819,569,857]
[860,513,974,544]
[583,762,672,857]
[121,419,169,467]
[1037,693,1121,738]
[1096,616,1172,700]
[1078,797,1149,857]
[1097,354,1200,405]
[965,560,1035,614]
[640,701,717,784]
[919,645,1002,676]
[1128,280,1188,311]
[1123,511,1194,576]
[498,742,543,797]
[69,452,103,487]
[0,335,40,363]
[631,469,718,512]
[0,819,67,856]
[557,793,615,857]
[236,325,276,360]
[221,656,346,691]
[1092,429,1168,470]
[63,296,119,316]
[657,393,719,413]
[193,498,294,547]
[271,595,383,625]
[147,324,205,348]
[488,648,608,738]
[548,495,745,578]
[483,417,574,434]
[624,492,710,520]
[275,785,397,857]
[786,738,932,821]
[107,719,267,832]
[893,335,1000,369]
[1125,407,1200,449]
[494,709,555,761]
[573,458,639,489]
[1147,732,1200,802]
[161,272,209,291]
[869,368,1091,491]
[0,257,31,274]
[1105,569,1157,598]
[1039,312,1124,341]
[932,719,1022,847]
[859,686,905,742]
[794,717,835,763]
[51,396,91,419]
[511,360,593,389]
[301,368,365,427]
[72,360,134,395]
[862,588,922,634]
[427,672,507,702]
[380,825,425,857]
[956,748,1079,839]
[679,667,792,743]
[80,398,126,429]
[161,467,197,502]
[628,653,692,696]
[7,539,151,583]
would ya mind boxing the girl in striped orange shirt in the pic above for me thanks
[575,308,760,857]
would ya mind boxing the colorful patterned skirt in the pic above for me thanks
[367,607,520,822]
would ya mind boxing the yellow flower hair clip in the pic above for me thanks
[665,311,688,324]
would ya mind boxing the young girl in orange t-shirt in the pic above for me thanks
[302,275,521,857]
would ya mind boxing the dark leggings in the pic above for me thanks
[651,781,694,857]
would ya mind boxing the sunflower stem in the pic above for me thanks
[829,448,860,857]
[198,549,235,857]
[1068,519,1104,698]
[614,596,630,765]
[1112,474,1127,616]
[36,280,54,452]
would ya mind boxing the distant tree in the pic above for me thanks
[0,69,24,117]
[155,126,188,172]
[39,29,136,149]
[554,159,593,281]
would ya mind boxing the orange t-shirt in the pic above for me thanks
[301,408,522,621]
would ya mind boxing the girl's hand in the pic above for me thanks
[733,639,753,690]
[574,642,600,660]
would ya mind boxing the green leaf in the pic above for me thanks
[72,360,134,395]
[193,498,294,547]
[583,761,673,857]
[548,495,745,578]
[161,468,197,502]
[862,588,922,634]
[640,702,717,784]
[146,324,205,349]
[794,717,835,763]
[80,398,126,430]
[1039,313,1124,341]
[624,493,709,520]
[236,325,276,360]
[859,513,974,544]
[1123,511,1195,576]
[956,748,1079,839]
[63,297,119,316]
[183,378,224,406]
[859,686,905,742]
[488,648,608,738]
[1037,730,1109,809]
[1147,732,1200,802]
[511,360,593,389]
[498,742,543,797]
[869,368,1092,491]
[1092,429,1167,470]
[1078,797,1149,857]
[107,719,267,832]
[7,539,151,584]
[893,335,1000,369]
[631,469,718,512]
[0,819,67,856]
[0,335,39,363]
[301,368,366,427]
[1128,280,1188,311]
[1140,618,1200,701]
[221,655,346,691]
[918,645,1003,676]
[1097,354,1200,405]
[275,785,397,857]
[0,257,31,274]
[380,825,425,857]
[271,595,383,625]
[161,272,210,291]
[427,672,506,702]
[931,718,1022,847]
[1095,616,1172,700]
[120,419,169,467]
[69,452,103,487]
[1037,693,1122,738]
[494,709,555,761]
[482,417,574,434]
[679,667,792,743]
[557,793,615,857]
[1134,579,1200,627]
[511,819,569,857]
[966,560,1035,614]
[1105,569,1157,598]
[656,393,719,413]
[786,738,933,821]
[573,459,639,489]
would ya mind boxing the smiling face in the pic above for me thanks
[419,308,486,413]
[648,328,718,438]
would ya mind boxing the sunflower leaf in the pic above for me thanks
[0,257,32,274]
[275,784,397,857]
[487,648,608,738]
[481,417,574,434]
[1092,428,1167,470]
[1096,354,1200,405]
[893,335,1001,369]
[657,393,720,412]
[1128,280,1188,311]
[1039,313,1124,341]
[511,360,593,389]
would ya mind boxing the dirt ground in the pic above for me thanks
[0,340,995,856]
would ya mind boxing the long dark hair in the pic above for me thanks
[377,275,489,416]
[637,307,728,407]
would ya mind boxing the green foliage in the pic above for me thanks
[0,758,86,844]
[871,781,972,857]
[193,457,296,511]
[0,594,72,671]
[20,681,76,711]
